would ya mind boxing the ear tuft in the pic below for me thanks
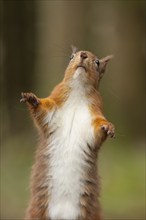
[99,54,114,74]
[71,45,78,54]
[101,54,114,63]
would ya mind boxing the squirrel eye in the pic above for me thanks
[70,54,75,60]
[95,59,100,67]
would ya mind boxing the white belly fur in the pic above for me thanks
[46,83,94,219]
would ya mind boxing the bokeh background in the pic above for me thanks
[1,0,145,219]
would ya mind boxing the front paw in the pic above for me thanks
[20,92,40,107]
[101,122,115,138]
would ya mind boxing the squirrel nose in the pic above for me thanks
[80,52,87,59]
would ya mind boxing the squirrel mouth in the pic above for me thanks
[76,65,86,72]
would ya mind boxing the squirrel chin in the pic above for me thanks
[76,65,86,71]
[73,66,86,79]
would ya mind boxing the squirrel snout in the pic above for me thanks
[80,52,87,60]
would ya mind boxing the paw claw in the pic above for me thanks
[101,122,115,138]
[20,92,40,107]
[20,92,27,103]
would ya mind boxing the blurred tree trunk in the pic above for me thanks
[1,1,145,139]
[35,1,90,95]
[2,1,37,134]
[87,1,145,139]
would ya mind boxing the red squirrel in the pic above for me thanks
[21,47,115,220]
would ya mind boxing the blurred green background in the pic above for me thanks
[1,0,145,219]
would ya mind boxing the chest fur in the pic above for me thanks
[46,91,95,220]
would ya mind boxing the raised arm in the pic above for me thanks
[20,92,56,130]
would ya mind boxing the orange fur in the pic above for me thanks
[21,49,115,220]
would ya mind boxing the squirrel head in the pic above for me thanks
[64,47,113,88]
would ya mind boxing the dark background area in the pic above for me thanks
[1,1,145,219]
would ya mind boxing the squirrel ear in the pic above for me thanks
[99,55,114,74]
[71,45,78,54]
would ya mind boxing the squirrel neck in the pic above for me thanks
[64,67,98,97]
[51,80,102,110]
